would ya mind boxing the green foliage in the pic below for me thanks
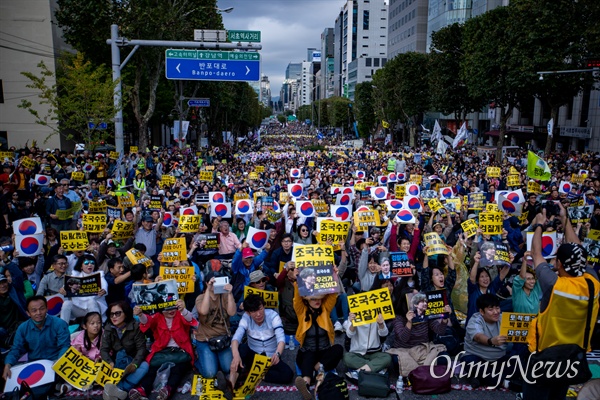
[277,115,286,124]
[324,97,352,128]
[18,52,122,147]
[296,105,312,123]
[354,82,376,137]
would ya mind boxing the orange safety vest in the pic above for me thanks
[527,273,600,353]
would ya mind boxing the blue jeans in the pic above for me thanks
[194,340,233,378]
[330,292,349,322]
[114,349,150,391]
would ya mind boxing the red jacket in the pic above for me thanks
[139,312,195,365]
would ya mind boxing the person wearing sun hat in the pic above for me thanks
[523,203,600,400]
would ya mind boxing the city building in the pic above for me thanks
[387,0,429,57]
[320,28,335,100]
[259,74,271,109]
[426,0,473,51]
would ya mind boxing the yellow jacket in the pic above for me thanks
[293,282,338,347]
[527,273,600,353]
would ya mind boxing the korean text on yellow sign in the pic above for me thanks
[160,266,195,294]
[428,198,444,213]
[83,214,107,233]
[111,220,134,240]
[191,375,217,396]
[95,361,124,387]
[353,210,380,232]
[461,219,478,238]
[500,313,536,343]
[507,175,520,187]
[71,171,85,181]
[88,200,107,214]
[293,244,334,268]
[161,237,187,262]
[317,220,350,246]
[527,180,541,194]
[179,215,200,233]
[118,193,135,209]
[233,354,271,398]
[255,166,265,173]
[394,184,405,199]
[424,232,449,256]
[348,288,395,327]
[60,231,89,251]
[479,211,503,235]
[486,167,501,178]
[199,171,214,182]
[126,248,154,268]
[56,207,75,220]
[244,286,279,308]
[53,346,98,390]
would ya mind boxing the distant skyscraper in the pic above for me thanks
[387,0,429,58]
[427,0,473,51]
[285,63,302,80]
[472,0,507,17]
[259,75,271,108]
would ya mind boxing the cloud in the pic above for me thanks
[220,0,343,98]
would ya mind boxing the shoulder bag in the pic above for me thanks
[208,296,232,352]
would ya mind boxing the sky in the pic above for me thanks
[219,0,344,98]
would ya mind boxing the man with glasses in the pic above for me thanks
[46,182,73,232]
[36,255,68,296]
[265,233,294,279]
[60,178,82,230]
[2,295,70,398]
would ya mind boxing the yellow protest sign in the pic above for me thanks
[255,166,265,173]
[161,237,187,262]
[485,203,500,212]
[571,174,585,184]
[486,167,501,178]
[161,175,176,187]
[111,220,134,240]
[56,208,75,220]
[60,231,89,251]
[409,174,422,184]
[233,354,271,398]
[317,220,351,246]
[243,286,279,308]
[500,313,536,343]
[204,165,215,171]
[588,229,600,241]
[95,361,124,387]
[179,215,200,233]
[53,346,98,389]
[353,210,380,232]
[312,199,329,214]
[279,192,289,204]
[527,180,541,194]
[348,288,395,326]
[355,182,366,192]
[82,214,107,233]
[191,375,218,396]
[394,184,405,199]
[160,265,195,294]
[518,210,529,225]
[109,151,120,160]
[424,232,449,256]
[98,184,106,194]
[248,172,258,180]
[0,151,14,160]
[253,191,268,202]
[71,171,85,181]
[199,171,214,182]
[126,249,154,268]
[461,219,479,238]
[20,157,36,169]
[118,193,135,209]
[507,175,520,187]
[308,161,315,167]
[293,245,335,269]
[88,200,107,214]
[479,211,503,235]
[428,198,444,213]
[509,166,519,175]
[234,193,250,202]
[130,146,138,154]
[445,198,461,213]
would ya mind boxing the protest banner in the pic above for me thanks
[313,199,329,214]
[293,245,339,297]
[149,196,162,211]
[95,361,124,387]
[486,167,501,178]
[205,165,215,171]
[589,229,600,241]
[161,175,176,187]
[196,233,218,250]
[279,192,289,204]
[88,200,107,214]
[0,151,14,160]
[293,245,335,268]
[500,313,536,343]
[518,210,529,225]
[479,211,503,235]
[160,266,195,294]
[353,209,380,232]
[118,193,135,209]
[255,165,265,173]
[260,196,274,212]
[390,251,412,277]
[445,198,461,214]
[53,347,98,390]
[126,248,154,268]
[428,198,444,214]
[479,241,511,267]
[253,191,268,203]
[4,360,55,391]
[109,151,119,160]
[308,160,315,167]
[132,280,179,313]
[65,273,102,297]
[347,288,395,326]
[424,290,449,319]
[20,157,37,169]
[107,206,123,220]
[409,174,422,184]
[243,286,279,308]
[82,214,107,233]
[461,219,479,238]
[233,354,271,399]
[467,193,486,210]
[130,146,138,153]
[568,205,593,224]
[179,215,200,233]
[355,182,366,192]
[110,220,133,240]
[60,231,89,251]
[485,203,499,213]
[234,193,250,202]
[507,175,521,187]
[317,220,350,247]
[266,209,281,223]
[527,180,541,194]
[199,171,213,182]
[161,237,187,262]
[71,171,85,181]
[584,235,600,266]
[248,172,258,180]
[424,232,449,256]
[571,173,586,184]
[56,208,75,220]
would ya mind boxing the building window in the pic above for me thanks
[374,58,380,67]
[366,58,372,67]
[363,10,370,30]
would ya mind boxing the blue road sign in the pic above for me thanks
[188,99,210,107]
[165,57,260,82]
[88,122,108,130]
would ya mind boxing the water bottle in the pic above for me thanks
[180,381,191,394]
[395,377,404,396]
[194,379,203,396]
[289,335,295,351]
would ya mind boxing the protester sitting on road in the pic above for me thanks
[343,312,391,381]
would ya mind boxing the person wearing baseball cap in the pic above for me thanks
[524,203,600,399]
[229,243,270,300]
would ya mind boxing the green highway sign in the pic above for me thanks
[228,30,261,43]
[165,49,260,61]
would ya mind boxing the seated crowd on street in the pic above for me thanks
[1,125,600,400]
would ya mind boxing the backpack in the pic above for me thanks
[316,372,349,400]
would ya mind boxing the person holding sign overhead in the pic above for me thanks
[61,255,108,324]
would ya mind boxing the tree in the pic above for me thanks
[462,7,528,160]
[354,82,376,137]
[18,52,122,149]
[55,0,225,150]
[429,24,485,122]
